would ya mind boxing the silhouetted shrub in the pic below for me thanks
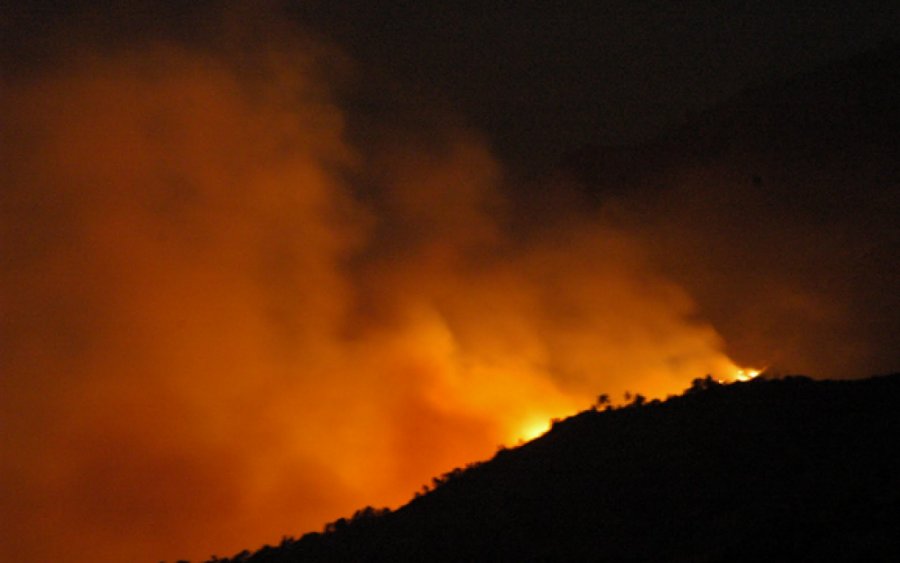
[688,375,721,394]
[352,506,389,522]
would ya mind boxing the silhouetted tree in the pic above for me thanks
[688,375,719,394]
[325,517,349,534]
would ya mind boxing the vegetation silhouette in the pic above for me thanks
[197,372,900,562]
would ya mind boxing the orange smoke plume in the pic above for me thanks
[1,39,750,563]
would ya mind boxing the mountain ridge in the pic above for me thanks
[199,373,900,562]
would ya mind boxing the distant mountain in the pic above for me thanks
[557,40,900,191]
[203,373,900,562]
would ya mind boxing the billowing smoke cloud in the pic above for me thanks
[2,12,777,563]
[608,98,900,379]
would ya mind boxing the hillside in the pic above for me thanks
[204,373,900,562]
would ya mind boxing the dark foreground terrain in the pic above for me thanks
[205,373,900,562]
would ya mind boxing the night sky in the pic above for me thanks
[7,2,900,166]
[2,2,899,562]
[292,1,900,166]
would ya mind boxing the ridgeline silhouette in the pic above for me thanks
[199,373,900,562]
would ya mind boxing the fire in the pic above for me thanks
[0,40,778,563]
[516,418,554,443]
[734,368,762,382]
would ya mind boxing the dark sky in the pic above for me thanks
[6,1,900,168]
[288,1,900,167]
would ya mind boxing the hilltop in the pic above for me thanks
[203,373,900,562]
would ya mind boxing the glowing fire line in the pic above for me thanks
[734,368,761,382]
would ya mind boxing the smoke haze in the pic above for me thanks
[2,6,897,562]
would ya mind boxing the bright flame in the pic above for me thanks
[516,418,553,443]
[734,368,762,382]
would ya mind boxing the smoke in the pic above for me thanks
[617,127,900,379]
[0,11,806,563]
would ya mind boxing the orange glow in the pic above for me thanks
[1,40,763,563]
[516,418,554,443]
[734,368,763,382]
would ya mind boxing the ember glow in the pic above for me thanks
[734,369,762,382]
[516,418,555,444]
[1,7,896,563]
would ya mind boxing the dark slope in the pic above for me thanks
[210,374,900,562]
